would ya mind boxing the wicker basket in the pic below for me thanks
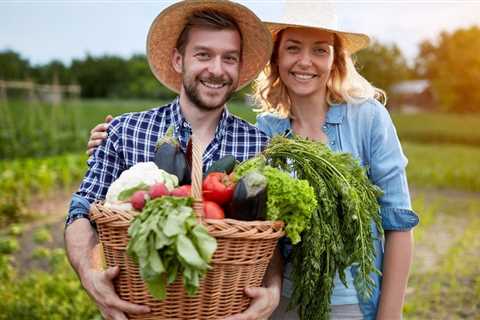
[89,137,284,319]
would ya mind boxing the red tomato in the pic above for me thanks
[203,200,225,219]
[170,185,192,197]
[202,172,235,205]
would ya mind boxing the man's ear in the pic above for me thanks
[172,48,183,74]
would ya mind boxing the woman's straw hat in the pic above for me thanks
[147,0,273,93]
[266,1,370,53]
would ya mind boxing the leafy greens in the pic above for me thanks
[127,196,217,300]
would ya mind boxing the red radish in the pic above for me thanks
[170,185,192,197]
[149,183,169,199]
[131,190,147,210]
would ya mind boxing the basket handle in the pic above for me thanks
[190,135,204,221]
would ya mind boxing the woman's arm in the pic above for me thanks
[376,230,414,319]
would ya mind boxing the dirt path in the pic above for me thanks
[409,187,480,274]
[10,190,72,274]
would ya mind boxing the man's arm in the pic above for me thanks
[65,219,150,320]
[65,218,98,279]
[65,119,150,319]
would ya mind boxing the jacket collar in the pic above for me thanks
[325,103,347,124]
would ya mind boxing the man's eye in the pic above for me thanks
[224,56,239,63]
[196,52,210,59]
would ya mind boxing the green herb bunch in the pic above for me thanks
[263,135,383,320]
[127,196,217,300]
[234,159,317,244]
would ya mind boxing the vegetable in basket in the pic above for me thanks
[104,162,178,211]
[233,157,317,244]
[202,172,235,205]
[154,126,190,185]
[127,196,217,300]
[226,170,268,221]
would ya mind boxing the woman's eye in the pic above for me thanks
[314,47,330,55]
[286,46,300,52]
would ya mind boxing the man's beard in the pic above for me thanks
[182,74,236,112]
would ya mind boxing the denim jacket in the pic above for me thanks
[256,99,419,319]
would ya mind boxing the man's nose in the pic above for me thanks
[207,56,224,76]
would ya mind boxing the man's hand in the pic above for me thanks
[87,114,113,156]
[82,265,150,320]
[223,286,280,320]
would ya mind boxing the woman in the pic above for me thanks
[86,3,418,319]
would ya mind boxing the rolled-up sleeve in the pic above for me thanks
[369,107,419,231]
[65,118,125,226]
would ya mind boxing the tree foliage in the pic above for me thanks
[0,50,175,99]
[354,40,412,95]
[415,26,480,112]
[0,50,31,80]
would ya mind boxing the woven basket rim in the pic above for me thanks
[90,201,285,229]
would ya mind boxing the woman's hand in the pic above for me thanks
[223,286,280,320]
[87,114,113,156]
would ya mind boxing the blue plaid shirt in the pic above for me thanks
[66,98,269,225]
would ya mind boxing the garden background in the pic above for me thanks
[1,1,479,319]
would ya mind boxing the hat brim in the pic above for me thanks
[265,22,370,54]
[147,0,273,94]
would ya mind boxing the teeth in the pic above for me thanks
[291,72,316,80]
[201,81,224,89]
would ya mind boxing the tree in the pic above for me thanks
[415,26,480,113]
[125,54,175,100]
[30,60,72,85]
[71,55,130,98]
[0,50,31,80]
[354,40,412,94]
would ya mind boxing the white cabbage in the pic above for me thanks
[104,162,178,209]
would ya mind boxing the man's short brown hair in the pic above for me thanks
[175,9,242,55]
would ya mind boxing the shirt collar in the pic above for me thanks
[326,103,347,124]
[170,97,190,130]
[215,106,231,141]
[170,97,232,140]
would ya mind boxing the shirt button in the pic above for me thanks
[330,140,336,146]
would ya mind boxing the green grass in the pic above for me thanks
[391,111,480,146]
[0,99,257,160]
[0,248,99,320]
[0,153,87,227]
[403,142,480,192]
[2,99,479,159]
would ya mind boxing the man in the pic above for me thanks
[65,1,281,319]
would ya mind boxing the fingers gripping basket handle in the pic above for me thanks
[190,135,204,221]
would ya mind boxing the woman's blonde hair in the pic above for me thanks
[253,29,386,117]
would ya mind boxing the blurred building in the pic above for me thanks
[389,80,434,113]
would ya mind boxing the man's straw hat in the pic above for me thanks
[266,1,370,53]
[147,0,273,93]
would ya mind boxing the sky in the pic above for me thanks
[1,1,480,66]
